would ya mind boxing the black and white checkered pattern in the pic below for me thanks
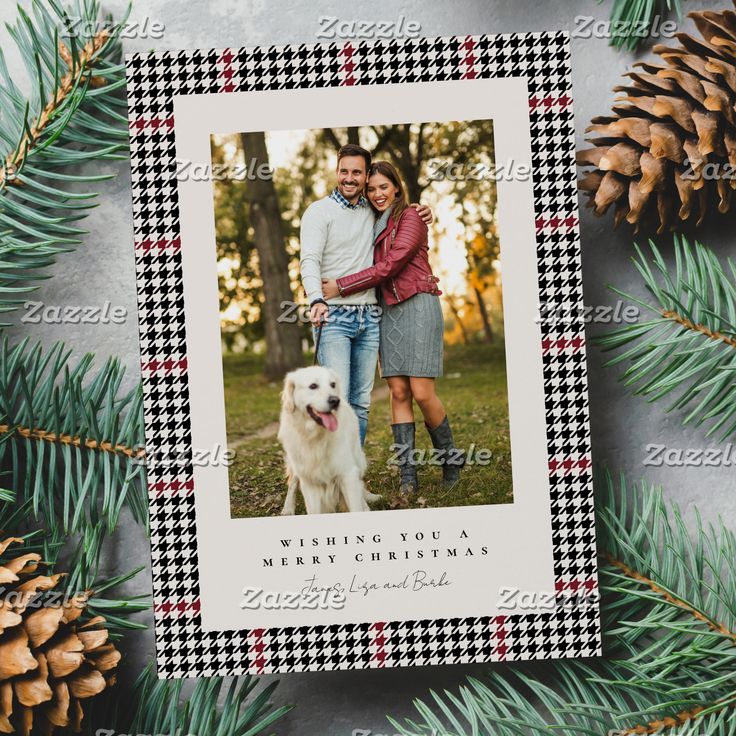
[126,31,600,678]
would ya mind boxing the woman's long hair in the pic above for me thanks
[367,161,408,221]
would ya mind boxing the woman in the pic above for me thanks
[322,161,463,495]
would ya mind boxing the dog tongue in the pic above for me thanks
[318,411,338,432]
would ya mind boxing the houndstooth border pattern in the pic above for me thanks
[126,31,601,678]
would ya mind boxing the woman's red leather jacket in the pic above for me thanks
[336,207,441,305]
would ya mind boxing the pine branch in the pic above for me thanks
[0,423,145,460]
[59,522,149,636]
[605,554,736,645]
[0,494,55,558]
[387,470,736,736]
[0,337,147,536]
[0,0,130,325]
[595,236,736,440]
[597,470,735,702]
[85,666,292,736]
[0,464,16,504]
[0,522,148,637]
[603,0,683,52]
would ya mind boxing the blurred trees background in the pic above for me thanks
[211,120,502,377]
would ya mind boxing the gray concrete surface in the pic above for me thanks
[1,0,734,734]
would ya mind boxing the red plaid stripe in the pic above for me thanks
[371,621,387,667]
[555,577,598,593]
[248,628,267,674]
[149,478,194,497]
[219,48,236,93]
[129,115,174,133]
[535,215,578,233]
[529,93,572,112]
[141,357,188,376]
[134,236,181,255]
[541,335,585,354]
[460,36,477,79]
[548,456,593,475]
[493,615,508,660]
[340,42,356,85]
[155,598,201,616]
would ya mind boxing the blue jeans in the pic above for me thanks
[314,305,380,445]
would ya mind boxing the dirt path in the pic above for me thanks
[228,383,390,451]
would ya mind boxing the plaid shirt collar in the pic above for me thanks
[329,187,367,210]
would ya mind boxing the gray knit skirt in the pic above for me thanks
[379,292,444,378]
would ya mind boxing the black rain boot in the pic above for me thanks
[390,422,418,495]
[426,415,465,487]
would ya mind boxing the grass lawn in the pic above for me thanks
[222,352,282,439]
[224,343,513,518]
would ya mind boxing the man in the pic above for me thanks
[299,144,430,445]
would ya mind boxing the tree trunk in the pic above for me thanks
[323,127,360,150]
[446,296,469,345]
[393,124,424,204]
[374,124,425,204]
[473,286,493,343]
[240,132,303,379]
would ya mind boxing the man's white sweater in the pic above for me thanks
[299,195,377,305]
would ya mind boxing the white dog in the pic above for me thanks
[278,366,380,515]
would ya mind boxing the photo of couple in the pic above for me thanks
[211,120,512,516]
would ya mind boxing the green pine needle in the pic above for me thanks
[0,0,131,325]
[0,515,149,640]
[595,236,736,440]
[603,0,683,52]
[0,336,147,535]
[386,469,736,736]
[91,666,293,736]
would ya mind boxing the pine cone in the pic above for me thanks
[578,3,736,232]
[0,538,120,735]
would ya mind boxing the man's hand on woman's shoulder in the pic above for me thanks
[410,203,433,226]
